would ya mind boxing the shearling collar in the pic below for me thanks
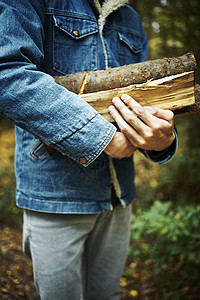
[93,0,129,31]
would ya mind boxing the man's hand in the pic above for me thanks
[104,131,137,159]
[108,94,175,152]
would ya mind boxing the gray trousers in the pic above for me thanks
[23,204,132,300]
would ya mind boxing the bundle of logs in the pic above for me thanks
[54,52,200,121]
[42,52,199,155]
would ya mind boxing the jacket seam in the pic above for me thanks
[56,113,98,144]
[17,189,110,203]
[46,9,97,22]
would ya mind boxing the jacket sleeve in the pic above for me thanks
[0,0,116,167]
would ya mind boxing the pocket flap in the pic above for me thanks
[53,15,98,39]
[118,31,143,53]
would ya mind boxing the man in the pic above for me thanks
[0,0,176,299]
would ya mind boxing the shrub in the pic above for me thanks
[0,164,22,227]
[130,201,200,299]
[0,125,22,227]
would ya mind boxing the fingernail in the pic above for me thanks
[108,105,114,113]
[112,97,120,104]
[121,94,129,102]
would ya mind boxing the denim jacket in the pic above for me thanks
[0,0,177,213]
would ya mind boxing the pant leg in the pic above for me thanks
[82,203,132,300]
[23,210,98,300]
[23,204,132,300]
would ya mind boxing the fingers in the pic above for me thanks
[108,104,134,134]
[121,94,174,123]
[120,94,174,128]
[144,105,174,124]
[108,105,139,147]
[121,94,143,115]
[109,94,175,151]
[121,94,158,127]
[111,97,149,134]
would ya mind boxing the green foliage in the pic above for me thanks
[134,118,200,210]
[0,164,22,227]
[129,2,200,297]
[0,122,22,227]
[130,201,200,299]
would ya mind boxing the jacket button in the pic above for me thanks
[79,157,87,164]
[73,30,79,37]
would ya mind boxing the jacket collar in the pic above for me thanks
[93,0,129,31]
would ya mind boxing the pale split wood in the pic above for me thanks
[174,83,200,119]
[80,71,195,122]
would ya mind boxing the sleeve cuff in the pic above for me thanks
[53,113,116,167]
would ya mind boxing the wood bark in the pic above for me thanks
[80,71,195,122]
[54,52,199,118]
[54,52,196,93]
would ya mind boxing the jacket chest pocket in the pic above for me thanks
[118,31,144,65]
[53,15,98,75]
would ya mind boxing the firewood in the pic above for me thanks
[54,52,199,118]
[174,84,200,119]
[54,52,196,94]
[80,71,195,122]
[44,53,199,157]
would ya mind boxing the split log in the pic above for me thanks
[174,84,200,119]
[54,52,199,119]
[80,71,195,122]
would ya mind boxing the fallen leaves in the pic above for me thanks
[0,127,15,167]
[130,290,139,297]
[0,226,39,300]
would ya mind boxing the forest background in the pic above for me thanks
[0,0,200,299]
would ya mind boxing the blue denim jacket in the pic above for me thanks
[0,0,177,213]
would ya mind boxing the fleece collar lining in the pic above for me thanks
[92,0,129,69]
[93,0,129,32]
